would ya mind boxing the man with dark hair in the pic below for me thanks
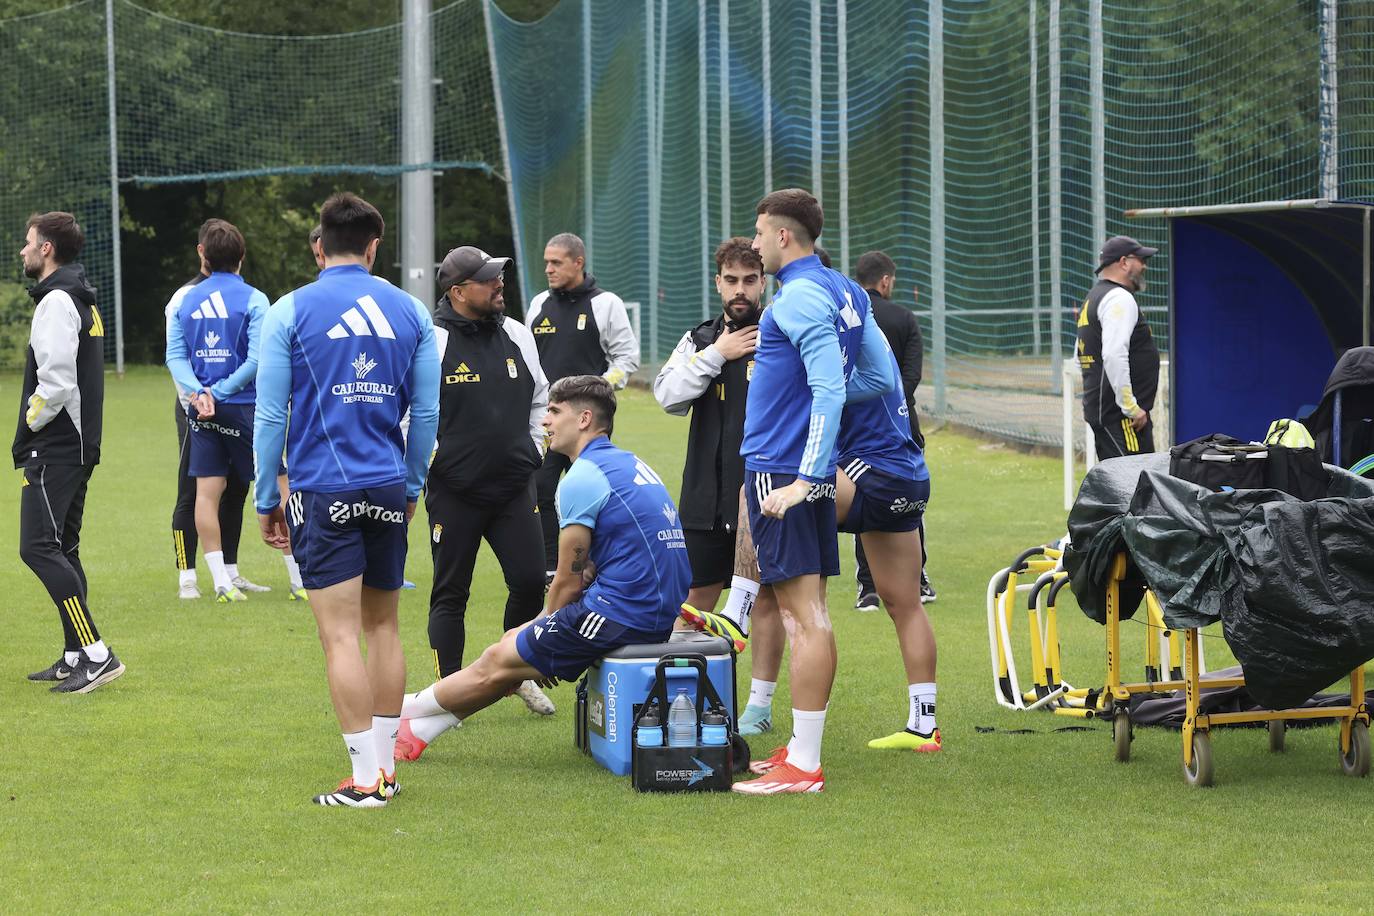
[718,188,895,794]
[308,224,325,270]
[1077,235,1160,458]
[255,192,440,807]
[166,218,272,602]
[526,232,639,579]
[16,212,124,693]
[395,375,690,762]
[398,244,554,754]
[850,250,935,608]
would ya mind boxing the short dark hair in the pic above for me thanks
[320,193,384,257]
[546,232,586,263]
[199,218,245,272]
[26,212,84,264]
[714,237,763,275]
[308,224,322,246]
[549,374,616,435]
[854,250,896,288]
[756,188,823,244]
[814,245,832,269]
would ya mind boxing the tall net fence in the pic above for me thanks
[491,0,1374,446]
[5,0,1374,447]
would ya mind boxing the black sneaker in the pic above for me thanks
[27,655,75,682]
[920,572,937,604]
[855,588,880,612]
[51,650,125,694]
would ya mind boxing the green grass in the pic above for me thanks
[3,367,1370,913]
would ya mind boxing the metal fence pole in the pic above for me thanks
[105,0,124,375]
[699,0,710,318]
[1090,0,1105,251]
[810,0,821,198]
[1048,0,1063,396]
[1319,0,1339,200]
[929,0,946,415]
[762,0,772,194]
[719,0,730,239]
[645,0,660,362]
[583,0,593,260]
[1029,0,1041,357]
[837,0,849,274]
[401,0,434,304]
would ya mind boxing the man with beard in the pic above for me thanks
[525,233,639,580]
[16,212,124,693]
[653,238,762,615]
[1076,235,1160,458]
[392,246,553,763]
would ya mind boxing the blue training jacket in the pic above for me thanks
[166,272,269,405]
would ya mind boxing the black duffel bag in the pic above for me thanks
[1169,432,1327,500]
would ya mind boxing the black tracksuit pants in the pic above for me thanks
[20,463,100,652]
[172,399,247,570]
[426,478,544,678]
[534,448,572,571]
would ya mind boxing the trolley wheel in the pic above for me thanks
[1268,719,1286,753]
[1112,711,1132,763]
[1183,731,1214,787]
[1340,721,1370,778]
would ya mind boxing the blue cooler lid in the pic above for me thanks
[600,630,732,659]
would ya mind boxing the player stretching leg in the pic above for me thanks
[395,377,689,762]
[727,189,894,795]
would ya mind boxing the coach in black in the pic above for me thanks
[525,232,639,577]
[852,250,935,609]
[15,212,124,694]
[427,246,554,715]
[653,237,761,613]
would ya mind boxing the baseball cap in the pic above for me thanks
[1094,235,1158,274]
[436,246,509,293]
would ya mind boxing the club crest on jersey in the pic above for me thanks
[205,330,220,349]
[432,523,443,543]
[445,362,480,384]
[534,316,555,335]
[506,358,518,378]
[746,359,754,381]
[352,352,377,380]
[577,313,587,331]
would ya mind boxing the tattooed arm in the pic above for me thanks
[545,524,593,615]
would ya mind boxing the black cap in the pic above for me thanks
[1094,235,1158,274]
[436,246,509,294]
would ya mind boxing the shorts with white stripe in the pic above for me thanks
[744,469,840,585]
[837,459,929,534]
[20,463,100,652]
[515,597,668,682]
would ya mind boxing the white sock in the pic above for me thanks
[909,682,937,734]
[83,640,109,663]
[205,551,232,592]
[721,576,759,636]
[342,728,379,787]
[373,715,399,780]
[225,563,240,581]
[747,678,776,710]
[284,555,303,589]
[64,650,80,666]
[786,708,827,773]
[179,568,197,588]
[402,685,447,719]
[410,712,461,743]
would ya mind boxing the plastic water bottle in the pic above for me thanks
[700,708,728,746]
[636,704,663,747]
[667,690,697,747]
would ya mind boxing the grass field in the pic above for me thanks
[4,367,1371,913]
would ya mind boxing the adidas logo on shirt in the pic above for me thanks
[189,290,229,320]
[326,296,396,340]
[445,362,480,384]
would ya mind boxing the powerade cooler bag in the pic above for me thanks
[630,654,738,792]
[574,631,737,777]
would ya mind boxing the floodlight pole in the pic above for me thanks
[929,0,946,415]
[401,0,435,303]
[1047,0,1063,396]
[1318,0,1339,200]
[105,0,124,375]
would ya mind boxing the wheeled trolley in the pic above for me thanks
[1102,553,1370,786]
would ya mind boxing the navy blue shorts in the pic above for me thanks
[744,470,840,585]
[838,461,931,534]
[516,598,669,682]
[284,483,409,590]
[188,402,254,482]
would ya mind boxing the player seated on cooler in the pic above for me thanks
[394,375,690,760]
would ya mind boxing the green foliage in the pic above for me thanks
[0,281,34,368]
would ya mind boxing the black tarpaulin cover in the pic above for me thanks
[1122,469,1374,709]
